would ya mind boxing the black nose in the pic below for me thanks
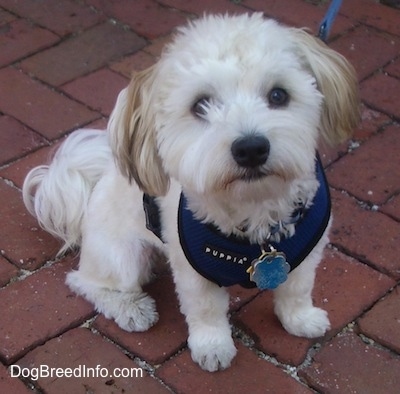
[231,135,270,168]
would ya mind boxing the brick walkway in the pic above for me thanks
[0,0,399,393]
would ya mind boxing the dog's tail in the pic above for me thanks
[23,129,112,254]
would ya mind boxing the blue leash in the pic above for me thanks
[318,0,343,42]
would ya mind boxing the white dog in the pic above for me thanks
[23,13,359,371]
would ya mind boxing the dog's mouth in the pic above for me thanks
[238,168,268,182]
[214,165,291,192]
[222,167,279,188]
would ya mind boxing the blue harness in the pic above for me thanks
[144,155,331,289]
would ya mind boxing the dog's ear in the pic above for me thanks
[109,66,169,196]
[291,29,360,144]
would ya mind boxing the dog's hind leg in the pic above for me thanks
[273,226,331,338]
[66,169,162,332]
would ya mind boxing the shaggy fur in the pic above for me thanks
[23,13,359,372]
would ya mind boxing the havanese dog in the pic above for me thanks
[23,13,359,371]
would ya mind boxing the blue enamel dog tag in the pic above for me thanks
[247,247,290,290]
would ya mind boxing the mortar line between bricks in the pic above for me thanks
[9,373,44,394]
[0,114,109,172]
[7,19,152,85]
[332,189,400,231]
[231,324,321,393]
[356,20,400,39]
[328,241,400,283]
[0,251,69,290]
[301,318,400,390]
[0,143,53,171]
[361,103,400,124]
[358,331,400,358]
[329,184,399,215]
[322,120,397,171]
[0,5,62,40]
[359,63,400,84]
[1,313,97,366]
[297,323,361,393]
[8,65,105,121]
[354,288,400,332]
[88,326,176,393]
[10,17,146,62]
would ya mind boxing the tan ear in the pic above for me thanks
[291,29,360,144]
[109,66,169,196]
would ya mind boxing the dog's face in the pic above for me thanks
[110,13,359,200]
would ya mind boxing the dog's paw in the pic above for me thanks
[188,329,237,372]
[108,291,159,332]
[277,306,330,338]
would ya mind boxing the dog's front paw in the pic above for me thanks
[188,328,237,372]
[109,291,159,332]
[276,305,331,338]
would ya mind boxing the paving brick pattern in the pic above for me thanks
[0,1,399,393]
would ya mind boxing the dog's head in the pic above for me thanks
[109,13,359,199]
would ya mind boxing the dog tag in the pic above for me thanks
[247,246,290,290]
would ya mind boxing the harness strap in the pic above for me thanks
[177,155,331,288]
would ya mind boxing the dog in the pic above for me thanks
[23,13,359,371]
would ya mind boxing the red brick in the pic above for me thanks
[228,284,260,312]
[386,57,400,79]
[0,363,31,394]
[87,0,188,39]
[314,249,395,331]
[0,9,16,27]
[330,189,400,279]
[0,68,99,139]
[159,0,247,15]
[0,144,58,189]
[0,256,95,364]
[85,117,109,130]
[0,0,105,36]
[234,290,312,366]
[353,105,391,142]
[318,105,390,166]
[0,256,18,288]
[380,193,400,221]
[94,272,187,365]
[157,341,312,394]
[358,286,400,353]
[61,69,128,116]
[234,249,394,366]
[328,125,400,205]
[361,73,400,118]
[0,179,61,270]
[0,115,47,166]
[110,50,156,77]
[341,0,400,36]
[20,21,146,86]
[242,0,353,37]
[300,332,400,394]
[0,19,59,67]
[17,328,169,393]
[330,25,399,81]
[143,35,173,58]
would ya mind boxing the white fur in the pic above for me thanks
[23,13,359,371]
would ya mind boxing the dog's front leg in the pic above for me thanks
[273,229,331,338]
[170,257,237,372]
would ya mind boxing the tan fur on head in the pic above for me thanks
[291,29,360,144]
[109,66,169,196]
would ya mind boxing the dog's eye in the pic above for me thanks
[192,97,211,118]
[268,88,289,108]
